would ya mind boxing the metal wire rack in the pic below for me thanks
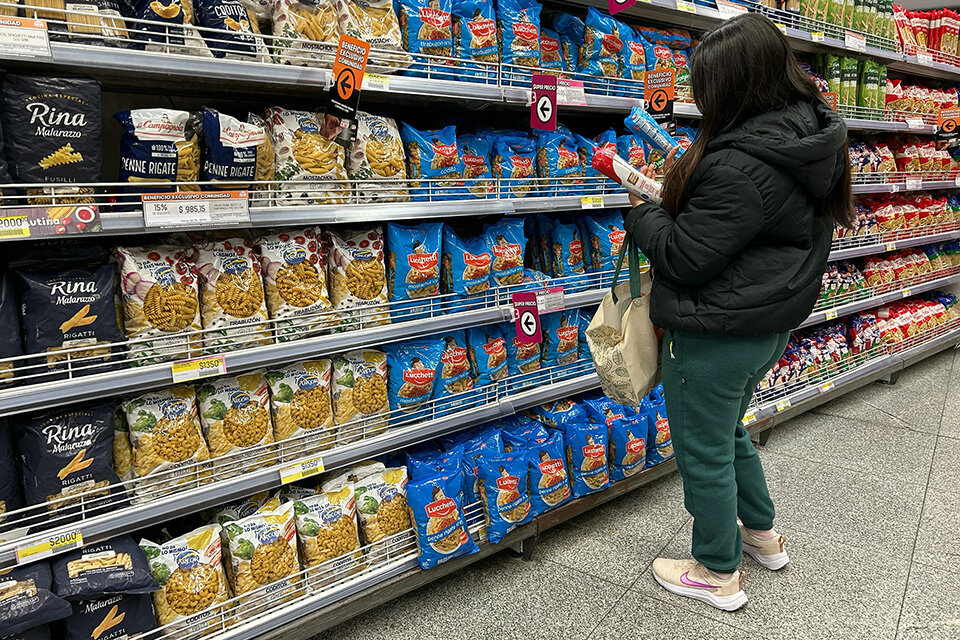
[813,265,960,313]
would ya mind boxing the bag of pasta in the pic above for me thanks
[500,320,540,375]
[400,123,465,201]
[354,467,410,560]
[247,112,275,206]
[0,564,71,637]
[193,238,272,351]
[123,386,211,498]
[583,6,622,79]
[406,469,477,570]
[386,221,443,320]
[564,421,609,497]
[266,360,334,450]
[200,107,266,188]
[271,0,339,67]
[195,0,268,61]
[265,106,348,205]
[492,134,537,198]
[526,429,570,515]
[196,371,274,472]
[0,426,23,533]
[582,211,626,273]
[139,524,230,629]
[466,325,507,386]
[477,451,531,543]
[256,227,331,341]
[451,0,498,81]
[327,226,389,329]
[441,225,492,308]
[128,0,214,57]
[497,0,540,68]
[482,217,526,286]
[334,0,407,70]
[458,133,495,199]
[331,349,388,442]
[347,112,408,203]
[397,0,454,75]
[0,274,21,384]
[536,129,583,196]
[51,534,158,600]
[609,415,646,481]
[115,109,200,194]
[61,593,156,640]
[220,497,300,604]
[541,309,580,367]
[384,338,444,422]
[116,246,201,364]
[434,330,476,415]
[294,478,364,588]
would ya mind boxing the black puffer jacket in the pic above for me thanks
[625,100,847,335]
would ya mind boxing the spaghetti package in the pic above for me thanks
[452,0,498,79]
[196,372,274,464]
[256,227,331,341]
[334,0,406,69]
[482,218,526,286]
[117,246,202,364]
[221,498,300,601]
[331,349,388,441]
[195,0,266,60]
[265,106,348,205]
[383,338,444,419]
[583,6,622,78]
[526,430,570,515]
[115,109,200,192]
[270,0,340,67]
[193,238,272,351]
[266,359,334,446]
[327,226,389,329]
[0,564,71,637]
[467,325,508,386]
[564,421,609,497]
[406,469,478,569]
[492,135,537,198]
[400,123,465,201]
[386,221,443,309]
[582,211,626,272]
[458,133,496,199]
[51,534,158,600]
[476,452,531,543]
[541,309,580,367]
[60,593,156,640]
[441,225,492,300]
[200,107,265,187]
[536,130,583,196]
[501,320,541,375]
[348,112,408,203]
[498,0,540,67]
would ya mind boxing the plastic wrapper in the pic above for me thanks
[265,106,347,205]
[331,349,388,442]
[348,112,408,202]
[266,359,334,446]
[406,469,478,569]
[476,452,531,543]
[564,421,609,497]
[327,226,389,329]
[51,534,158,600]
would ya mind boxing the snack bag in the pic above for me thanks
[452,0,498,79]
[564,421,609,497]
[334,0,407,70]
[196,371,274,466]
[493,135,537,198]
[354,467,411,557]
[483,217,526,286]
[270,0,340,67]
[195,0,266,60]
[435,330,476,413]
[0,564,71,637]
[124,387,211,497]
[348,112,408,203]
[466,325,508,386]
[541,309,581,367]
[139,524,230,628]
[116,246,202,364]
[582,211,626,272]
[441,225,493,301]
[477,452,532,543]
[327,226,389,329]
[386,222,443,319]
[331,349,389,441]
[265,360,334,447]
[292,479,363,586]
[51,534,158,600]
[583,6,622,78]
[498,0,540,67]
[406,469,479,569]
[458,133,496,199]
[221,497,300,601]
[536,130,584,196]
[265,106,348,205]
[501,320,541,375]
[400,123,465,201]
[115,109,200,193]
[609,417,646,481]
[256,227,332,341]
[527,429,570,515]
[384,338,444,419]
[61,593,156,640]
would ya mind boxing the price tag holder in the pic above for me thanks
[171,355,227,383]
[885,242,897,252]
[279,455,326,484]
[774,23,787,34]
[716,0,747,19]
[775,398,792,412]
[890,184,900,193]
[580,195,604,209]
[362,72,390,91]
[905,117,926,130]
[955,177,960,187]
[536,287,565,313]
[825,309,838,321]
[16,529,83,564]
[674,0,697,12]
[917,50,933,66]
[844,31,866,52]
[142,191,250,229]
[818,381,835,393]
[0,18,52,61]
[811,31,825,41]
[741,411,757,426]
[902,288,912,298]
[0,215,29,239]
[906,178,922,191]
[557,79,587,106]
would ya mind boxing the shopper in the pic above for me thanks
[625,13,853,611]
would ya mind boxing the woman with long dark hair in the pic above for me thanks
[625,13,853,611]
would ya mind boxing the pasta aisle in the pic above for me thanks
[0,0,957,639]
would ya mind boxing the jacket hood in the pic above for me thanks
[706,101,847,199]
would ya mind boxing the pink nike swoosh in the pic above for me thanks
[679,571,720,589]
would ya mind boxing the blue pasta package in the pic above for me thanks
[617,133,646,169]
[477,452,532,542]
[467,325,509,386]
[527,429,571,514]
[500,321,541,375]
[578,310,593,358]
[536,130,584,196]
[400,123,465,201]
[622,27,647,83]
[539,27,565,73]
[195,0,262,59]
[406,443,464,479]
[200,107,264,186]
[384,338,445,420]
[501,420,549,452]
[498,0,541,67]
[483,218,526,286]
[386,222,443,321]
[549,217,587,283]
[564,421,610,497]
[452,0,499,81]
[493,135,538,198]
[551,12,584,73]
[583,210,626,272]
[582,6,623,79]
[583,394,634,427]
[397,0,454,75]
[541,309,581,367]
[115,109,198,195]
[609,416,647,482]
[522,399,586,429]
[441,225,492,311]
[643,393,675,467]
[458,133,496,199]
[434,330,477,415]
[460,428,505,502]
[406,470,479,569]
[535,214,555,275]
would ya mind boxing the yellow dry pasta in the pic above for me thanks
[38,143,83,170]
[264,107,347,206]
[293,479,364,589]
[348,112,408,203]
[196,371,275,474]
[265,359,334,451]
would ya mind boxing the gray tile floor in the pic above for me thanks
[315,349,960,640]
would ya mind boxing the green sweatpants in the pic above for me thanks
[661,328,791,573]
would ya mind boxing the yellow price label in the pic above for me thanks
[811,31,825,41]
[363,72,390,91]
[819,381,835,393]
[775,398,792,412]
[16,528,83,564]
[171,355,226,383]
[742,412,757,425]
[580,196,604,209]
[774,23,787,34]
[0,215,29,238]
[825,309,838,321]
[902,288,912,298]
[885,242,896,252]
[279,455,326,485]
[675,0,698,11]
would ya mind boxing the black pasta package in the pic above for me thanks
[51,534,158,601]
[0,423,23,534]
[15,401,122,516]
[0,274,21,384]
[0,563,72,637]
[0,75,102,184]
[13,262,124,381]
[199,106,265,186]
[195,0,263,59]
[2,624,51,640]
[60,593,156,640]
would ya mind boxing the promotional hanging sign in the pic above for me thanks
[530,74,558,131]
[325,34,371,148]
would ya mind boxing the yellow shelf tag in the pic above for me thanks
[16,529,83,564]
[775,398,792,412]
[818,381,835,393]
[171,355,226,383]
[580,196,604,209]
[825,309,838,321]
[0,215,29,238]
[742,411,757,425]
[279,455,326,485]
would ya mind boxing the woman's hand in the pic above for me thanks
[628,163,659,207]
[663,145,681,172]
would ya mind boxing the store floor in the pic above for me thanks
[315,349,960,640]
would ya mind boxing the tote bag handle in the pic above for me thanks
[611,234,644,303]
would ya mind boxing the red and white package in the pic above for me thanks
[591,146,662,205]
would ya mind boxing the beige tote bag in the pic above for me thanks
[585,235,661,406]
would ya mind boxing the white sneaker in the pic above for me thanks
[651,558,748,612]
[741,526,790,570]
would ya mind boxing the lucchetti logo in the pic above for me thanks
[441,346,467,364]
[425,497,456,518]
[629,146,645,165]
[540,36,559,53]
[512,22,538,41]
[464,252,491,267]
[419,6,451,29]
[492,243,520,259]
[496,475,519,491]
[432,142,458,156]
[674,51,688,64]
[582,443,606,458]
[602,34,623,53]
[557,326,578,342]
[468,18,495,38]
[656,415,669,433]
[538,458,564,475]
[408,251,439,270]
[628,42,645,55]
[626,438,646,454]
[463,154,487,168]
[482,338,505,355]
[654,45,671,59]
[569,239,582,254]
[511,155,533,170]
[609,229,625,244]
[403,368,435,385]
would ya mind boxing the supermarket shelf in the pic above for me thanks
[829,227,960,261]
[675,102,940,134]
[800,270,960,328]
[852,179,960,195]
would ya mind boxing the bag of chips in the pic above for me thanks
[331,349,389,442]
[334,0,407,70]
[458,133,496,199]
[115,109,200,193]
[348,112,408,203]
[266,360,334,447]
[327,226,389,329]
[51,534,158,600]
[406,469,478,569]
[293,479,363,586]
[221,497,300,599]
[493,135,537,198]
[483,218,526,287]
[387,222,443,319]
[354,466,411,557]
[195,0,267,60]
[564,421,609,497]
[498,0,540,68]
[452,0,498,79]
[0,564,71,637]
[400,123,465,201]
[466,325,508,386]
[476,452,531,543]
[541,309,580,367]
[265,106,348,205]
[256,227,331,341]
[582,211,626,273]
[527,430,570,514]
[139,524,230,628]
[61,593,157,640]
[196,371,274,467]
[501,321,541,375]
[270,0,339,67]
[384,338,444,420]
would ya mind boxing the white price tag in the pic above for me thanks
[171,355,226,383]
[845,31,866,52]
[16,529,83,564]
[902,288,912,298]
[536,287,565,313]
[890,184,899,193]
[742,411,757,426]
[818,381,835,393]
[917,51,933,66]
[955,177,960,187]
[279,455,325,484]
[363,72,390,91]
[0,18,52,61]
[885,242,897,252]
[775,398,792,412]
[825,309,838,321]
[810,31,825,41]
[716,0,747,19]
[580,195,604,209]
[142,191,250,229]
[906,178,922,191]
[557,79,587,106]
[905,117,926,130]
[0,214,29,238]
[675,0,697,12]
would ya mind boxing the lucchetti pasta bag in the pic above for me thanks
[61,593,157,640]
[551,12,584,72]
[265,107,347,205]
[526,430,570,515]
[354,467,410,555]
[117,246,201,364]
[0,564,71,637]
[441,225,492,307]
[193,238,272,351]
[406,469,478,569]
[327,226,389,329]
[452,0,498,79]
[536,130,584,196]
[331,349,388,442]
[539,27,565,74]
[16,402,121,515]
[397,0,454,74]
[387,222,442,321]
[384,338,444,420]
[294,478,363,586]
[482,217,526,286]
[123,386,211,497]
[195,0,268,61]
[643,386,674,467]
[477,452,531,543]
[116,109,200,193]
[266,359,334,448]
[493,134,537,198]
[466,325,507,386]
[348,112,408,203]
[500,320,540,375]
[582,211,625,272]
[139,524,230,629]
[564,421,609,497]
[51,534,158,601]
[434,330,476,414]
[609,416,646,482]
[458,133,495,199]
[335,0,407,70]
[196,371,274,466]
[221,497,300,601]
[498,0,540,67]
[256,227,331,341]
[583,6,622,78]
[548,217,586,280]
[400,123,465,201]
[541,309,580,367]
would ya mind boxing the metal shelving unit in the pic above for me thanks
[830,225,960,261]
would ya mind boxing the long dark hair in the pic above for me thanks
[661,13,855,229]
